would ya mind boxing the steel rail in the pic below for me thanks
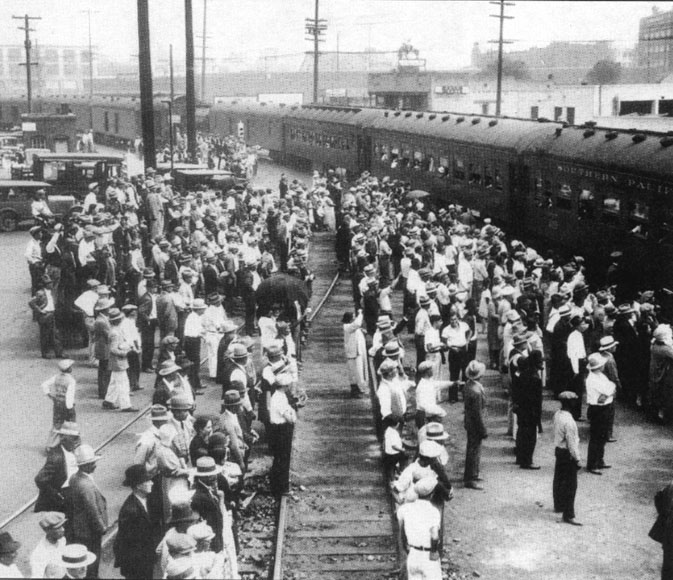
[272,270,340,580]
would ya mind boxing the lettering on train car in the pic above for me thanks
[556,163,673,194]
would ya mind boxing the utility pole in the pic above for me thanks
[305,0,326,104]
[336,32,340,73]
[169,44,175,106]
[136,0,156,170]
[80,9,99,128]
[489,0,514,117]
[12,14,41,113]
[185,0,197,161]
[196,0,212,101]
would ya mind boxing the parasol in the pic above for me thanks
[255,273,309,317]
[406,189,430,200]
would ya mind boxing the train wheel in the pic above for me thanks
[0,211,18,232]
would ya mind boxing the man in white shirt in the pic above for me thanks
[585,353,616,475]
[377,359,408,422]
[183,298,207,392]
[553,391,582,526]
[120,305,142,392]
[30,512,67,579]
[269,374,297,497]
[25,225,44,295]
[415,361,449,427]
[567,315,589,420]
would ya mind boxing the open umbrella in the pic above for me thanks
[255,272,309,318]
[406,189,430,200]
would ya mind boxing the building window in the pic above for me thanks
[554,107,563,121]
[104,111,109,133]
[468,163,482,184]
[494,168,503,191]
[438,156,449,177]
[627,200,650,237]
[481,103,489,115]
[114,113,120,134]
[454,158,465,180]
[31,135,47,149]
[566,107,575,125]
[484,165,493,188]
[530,106,539,120]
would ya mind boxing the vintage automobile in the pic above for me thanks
[0,181,75,232]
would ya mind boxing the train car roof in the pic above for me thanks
[35,153,124,162]
[211,101,289,119]
[0,180,51,187]
[590,115,673,133]
[283,104,381,127]
[526,124,673,181]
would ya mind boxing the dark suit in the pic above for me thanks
[156,291,178,339]
[203,263,220,298]
[614,317,643,407]
[35,446,70,512]
[163,259,179,287]
[28,289,63,357]
[93,313,111,398]
[69,471,108,578]
[137,290,158,369]
[191,481,224,553]
[113,493,157,580]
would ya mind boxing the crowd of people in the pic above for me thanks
[334,170,673,579]
[12,134,329,579]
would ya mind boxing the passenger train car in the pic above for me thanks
[211,102,673,291]
[3,93,673,290]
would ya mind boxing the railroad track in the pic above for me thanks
[271,266,400,580]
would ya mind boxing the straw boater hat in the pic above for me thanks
[558,391,578,400]
[193,456,221,478]
[598,336,619,351]
[159,361,181,376]
[425,422,449,441]
[60,544,97,569]
[418,440,442,459]
[587,353,607,372]
[74,444,101,466]
[55,421,80,437]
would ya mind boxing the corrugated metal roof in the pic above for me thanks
[210,101,289,119]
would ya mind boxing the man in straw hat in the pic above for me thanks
[41,359,77,450]
[190,457,225,553]
[68,444,107,577]
[342,310,368,398]
[202,293,228,379]
[29,273,64,359]
[396,476,443,580]
[269,373,297,497]
[585,353,616,475]
[220,390,248,474]
[553,391,582,526]
[463,360,487,490]
[59,543,97,579]
[183,298,207,393]
[597,335,620,440]
[29,511,66,579]
[114,465,158,580]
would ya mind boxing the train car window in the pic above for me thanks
[468,163,482,184]
[495,168,503,191]
[557,184,573,210]
[114,113,120,135]
[400,148,411,168]
[380,144,390,163]
[390,147,400,168]
[601,195,621,224]
[578,189,595,219]
[454,158,465,180]
[484,165,493,188]
[413,151,423,170]
[104,112,109,133]
[424,155,434,172]
[438,156,449,177]
[627,200,650,238]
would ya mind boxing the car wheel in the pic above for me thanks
[0,212,18,232]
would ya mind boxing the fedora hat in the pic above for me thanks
[193,456,221,478]
[512,333,529,347]
[166,534,197,557]
[230,343,248,359]
[419,295,431,307]
[617,303,635,316]
[587,353,607,372]
[191,298,207,311]
[150,404,170,421]
[123,464,153,487]
[169,503,199,525]
[94,297,114,311]
[55,421,80,437]
[60,544,96,568]
[39,511,67,531]
[558,304,572,317]
[265,342,283,357]
[108,308,123,322]
[121,304,138,314]
[465,360,486,380]
[207,292,222,305]
[223,390,242,407]
[425,422,449,441]
[74,444,101,466]
[506,310,521,323]
[598,336,619,351]
[169,394,193,410]
[383,341,400,358]
[0,532,20,554]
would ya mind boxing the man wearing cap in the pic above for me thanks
[396,476,443,580]
[30,512,66,578]
[0,532,22,578]
[585,353,616,475]
[104,308,137,412]
[269,374,297,497]
[29,274,64,359]
[553,392,582,525]
[93,297,113,399]
[191,457,226,553]
[463,360,487,490]
[114,465,158,580]
[41,359,77,449]
[68,444,107,577]
[183,298,207,393]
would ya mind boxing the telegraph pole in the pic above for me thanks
[197,0,211,101]
[489,0,514,117]
[169,44,175,106]
[12,14,41,113]
[305,0,326,104]
[80,9,99,128]
[136,0,156,170]
[185,0,197,161]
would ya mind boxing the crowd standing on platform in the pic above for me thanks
[331,168,673,579]
[11,129,673,578]
[19,134,324,579]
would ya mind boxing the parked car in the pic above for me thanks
[0,181,75,232]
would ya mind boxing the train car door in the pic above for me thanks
[358,135,371,173]
[507,161,525,235]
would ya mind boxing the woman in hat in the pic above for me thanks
[463,360,487,490]
[342,310,368,398]
[114,465,158,580]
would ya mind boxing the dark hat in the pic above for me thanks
[208,431,229,453]
[150,404,170,421]
[223,390,242,407]
[38,512,67,531]
[169,503,199,525]
[108,308,123,322]
[617,303,635,316]
[123,464,152,487]
[142,267,156,278]
[0,532,20,554]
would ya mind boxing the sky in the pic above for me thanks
[0,1,670,70]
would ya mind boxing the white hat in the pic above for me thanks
[418,440,442,459]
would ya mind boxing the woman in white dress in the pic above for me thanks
[425,314,449,381]
[322,191,336,232]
